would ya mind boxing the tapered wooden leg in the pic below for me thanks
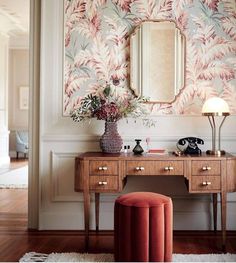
[84,191,90,251]
[213,193,217,232]
[220,192,227,252]
[16,152,19,159]
[95,193,100,232]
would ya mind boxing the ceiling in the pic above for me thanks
[0,0,29,35]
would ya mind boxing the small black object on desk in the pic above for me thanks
[133,139,144,155]
[177,137,204,155]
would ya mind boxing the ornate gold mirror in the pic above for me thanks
[130,20,185,103]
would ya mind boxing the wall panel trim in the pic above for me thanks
[42,134,236,143]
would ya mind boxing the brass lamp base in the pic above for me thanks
[206,150,226,156]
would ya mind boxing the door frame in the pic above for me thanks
[28,0,41,229]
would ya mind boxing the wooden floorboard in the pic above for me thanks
[0,189,236,261]
[0,230,236,262]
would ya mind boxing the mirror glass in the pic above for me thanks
[130,20,185,103]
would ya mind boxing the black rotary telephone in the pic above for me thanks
[177,137,204,155]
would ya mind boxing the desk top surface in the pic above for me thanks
[77,152,236,160]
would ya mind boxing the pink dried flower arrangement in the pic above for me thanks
[71,84,151,123]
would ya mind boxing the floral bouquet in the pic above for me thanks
[71,84,153,153]
[70,84,149,123]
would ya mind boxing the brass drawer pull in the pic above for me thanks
[202,166,211,171]
[202,181,212,186]
[98,181,108,185]
[164,166,174,171]
[135,167,145,171]
[98,166,108,171]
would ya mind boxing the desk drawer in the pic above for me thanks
[192,161,220,176]
[89,176,118,191]
[191,176,221,191]
[89,161,118,175]
[126,161,184,176]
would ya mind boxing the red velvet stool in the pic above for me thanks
[114,192,173,262]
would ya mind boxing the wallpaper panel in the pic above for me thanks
[64,0,236,115]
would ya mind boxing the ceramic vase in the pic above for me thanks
[100,121,123,153]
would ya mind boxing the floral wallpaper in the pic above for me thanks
[64,0,236,115]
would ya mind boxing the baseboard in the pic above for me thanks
[4,229,235,237]
[9,151,16,158]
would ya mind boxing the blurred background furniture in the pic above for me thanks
[15,130,28,159]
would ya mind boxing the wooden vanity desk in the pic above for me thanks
[75,152,236,250]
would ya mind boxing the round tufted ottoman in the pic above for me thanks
[114,192,173,262]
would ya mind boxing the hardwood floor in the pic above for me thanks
[0,189,236,262]
[0,189,27,231]
[0,158,28,175]
[0,229,236,262]
[9,158,28,169]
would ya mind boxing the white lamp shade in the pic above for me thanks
[202,97,230,115]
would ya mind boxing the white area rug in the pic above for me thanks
[0,165,28,188]
[20,252,236,262]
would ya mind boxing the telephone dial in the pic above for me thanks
[176,137,204,155]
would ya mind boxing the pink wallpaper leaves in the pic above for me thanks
[64,0,236,115]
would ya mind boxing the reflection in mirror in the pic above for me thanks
[130,21,185,103]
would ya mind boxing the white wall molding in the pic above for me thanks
[41,134,236,143]
[51,151,81,202]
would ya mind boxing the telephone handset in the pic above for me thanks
[177,137,204,155]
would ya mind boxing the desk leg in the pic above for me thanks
[213,193,217,232]
[84,191,90,251]
[220,191,227,252]
[95,193,100,232]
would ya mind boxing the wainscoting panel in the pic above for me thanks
[51,151,81,202]
[39,0,236,230]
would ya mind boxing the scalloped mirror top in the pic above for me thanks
[130,20,185,103]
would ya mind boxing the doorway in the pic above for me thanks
[0,0,30,231]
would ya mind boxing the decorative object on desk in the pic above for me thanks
[177,137,204,155]
[100,121,123,153]
[148,149,167,155]
[133,139,144,155]
[123,145,130,154]
[173,150,184,156]
[71,84,150,153]
[202,97,230,156]
[145,137,150,153]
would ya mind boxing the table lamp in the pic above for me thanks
[202,97,230,156]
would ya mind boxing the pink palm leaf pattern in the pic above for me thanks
[64,0,236,115]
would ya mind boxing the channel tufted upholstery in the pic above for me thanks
[114,192,173,262]
[15,130,28,159]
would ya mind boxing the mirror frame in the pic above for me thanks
[130,19,186,104]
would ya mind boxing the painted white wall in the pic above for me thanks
[0,33,10,167]
[9,34,29,50]
[8,49,29,156]
[39,0,236,230]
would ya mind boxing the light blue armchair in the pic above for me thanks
[16,130,28,159]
